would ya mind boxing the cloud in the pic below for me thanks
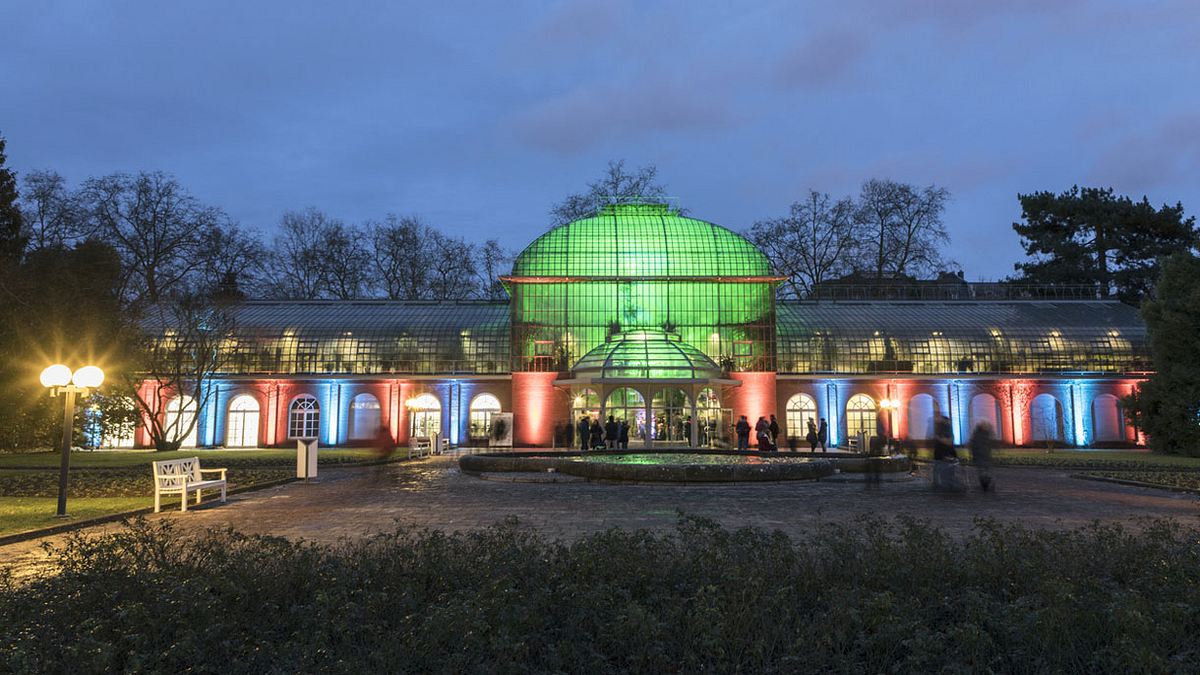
[775,28,868,89]
[509,77,736,155]
[1087,114,1200,194]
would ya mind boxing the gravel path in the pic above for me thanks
[4,456,1198,580]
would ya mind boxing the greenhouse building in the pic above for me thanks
[134,203,1150,450]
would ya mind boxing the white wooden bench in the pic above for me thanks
[409,437,432,459]
[152,457,227,513]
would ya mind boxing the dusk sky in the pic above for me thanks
[2,0,1198,279]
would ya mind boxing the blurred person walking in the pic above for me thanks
[969,421,996,491]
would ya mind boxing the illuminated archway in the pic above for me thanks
[1092,394,1123,443]
[969,393,1001,438]
[907,394,938,440]
[605,387,647,444]
[349,393,381,441]
[845,394,877,444]
[785,393,817,439]
[1030,393,1064,443]
[226,395,260,447]
[651,388,692,444]
[166,395,198,448]
[408,393,441,438]
[468,393,502,441]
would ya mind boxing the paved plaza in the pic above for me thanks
[3,455,1199,579]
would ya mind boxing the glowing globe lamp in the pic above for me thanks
[72,365,104,389]
[40,364,72,388]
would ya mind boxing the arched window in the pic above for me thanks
[226,395,260,447]
[785,393,817,438]
[907,394,938,440]
[408,393,441,438]
[289,395,320,439]
[166,396,198,448]
[605,388,646,443]
[651,388,692,443]
[1030,393,1063,443]
[969,393,1001,438]
[468,393,502,440]
[845,394,877,443]
[1092,394,1123,443]
[349,393,381,441]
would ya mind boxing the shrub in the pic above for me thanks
[2,515,1199,673]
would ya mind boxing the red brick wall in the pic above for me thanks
[511,372,562,447]
[725,372,777,432]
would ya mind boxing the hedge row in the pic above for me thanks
[2,515,1198,673]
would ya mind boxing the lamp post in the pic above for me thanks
[40,364,104,517]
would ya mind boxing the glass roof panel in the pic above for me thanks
[511,203,773,279]
[776,300,1149,375]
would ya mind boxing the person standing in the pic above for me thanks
[969,421,995,491]
[618,419,630,449]
[769,415,781,450]
[806,419,818,452]
[817,418,828,452]
[577,416,590,452]
[755,416,771,451]
[605,415,619,449]
[735,415,751,451]
[589,418,604,451]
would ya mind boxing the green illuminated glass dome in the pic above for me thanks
[511,203,773,278]
[571,330,724,380]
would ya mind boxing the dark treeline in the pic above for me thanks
[14,168,511,306]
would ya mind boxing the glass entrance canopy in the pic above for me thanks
[566,330,728,382]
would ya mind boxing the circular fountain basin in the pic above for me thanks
[459,450,910,483]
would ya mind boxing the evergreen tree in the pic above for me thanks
[0,134,26,262]
[1012,186,1197,303]
[1130,253,1200,455]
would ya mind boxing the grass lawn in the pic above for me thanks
[0,447,382,470]
[1080,470,1200,491]
[0,497,149,536]
[0,447,396,537]
[909,447,1200,470]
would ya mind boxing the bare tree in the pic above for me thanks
[265,208,334,299]
[19,170,88,253]
[322,222,371,300]
[124,295,233,451]
[427,231,477,300]
[266,208,370,300]
[749,191,860,298]
[369,214,428,300]
[854,179,951,281]
[82,171,224,305]
[550,160,674,227]
[196,222,266,300]
[475,239,510,300]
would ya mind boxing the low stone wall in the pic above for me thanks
[459,452,911,483]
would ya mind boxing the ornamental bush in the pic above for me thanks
[2,515,1199,673]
